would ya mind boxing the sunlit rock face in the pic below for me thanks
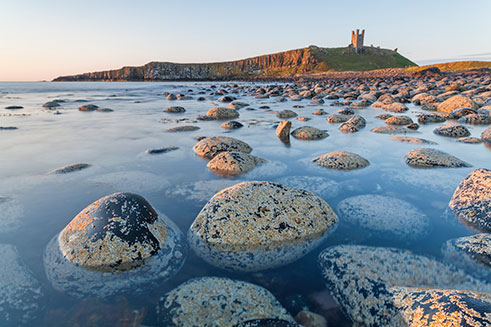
[188,181,338,272]
[437,94,478,113]
[44,192,186,298]
[157,277,295,327]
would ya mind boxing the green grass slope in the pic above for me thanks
[406,61,491,72]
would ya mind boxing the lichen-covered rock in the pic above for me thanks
[371,126,415,134]
[0,244,44,327]
[434,125,471,138]
[326,114,350,123]
[276,120,292,143]
[405,148,471,168]
[458,113,491,125]
[442,233,491,280]
[164,106,186,113]
[193,136,252,159]
[449,168,491,232]
[390,287,491,327]
[385,115,413,125]
[417,113,447,124]
[318,245,491,327]
[157,277,295,327]
[221,121,244,129]
[188,181,338,271]
[165,125,200,132]
[235,319,302,327]
[44,192,186,297]
[437,95,478,113]
[291,126,328,140]
[313,151,369,170]
[207,152,266,176]
[482,127,491,142]
[276,110,297,119]
[49,163,90,174]
[337,194,430,240]
[206,107,240,120]
[389,136,437,144]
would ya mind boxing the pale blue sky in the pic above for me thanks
[1,0,490,81]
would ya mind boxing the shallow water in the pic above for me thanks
[0,81,489,326]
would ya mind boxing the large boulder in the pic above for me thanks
[157,277,294,327]
[449,168,491,232]
[188,181,338,271]
[312,151,369,170]
[337,194,430,240]
[193,136,252,159]
[44,192,186,297]
[437,95,478,113]
[207,152,265,176]
[404,148,471,168]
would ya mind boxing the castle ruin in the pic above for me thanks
[349,29,365,54]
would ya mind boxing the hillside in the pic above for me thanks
[53,46,417,81]
[406,61,491,72]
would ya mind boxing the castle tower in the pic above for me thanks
[350,29,365,53]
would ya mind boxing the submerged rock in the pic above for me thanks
[188,181,338,271]
[206,107,239,120]
[291,126,328,140]
[0,244,44,327]
[164,106,186,113]
[313,151,369,170]
[0,197,23,233]
[371,126,415,134]
[276,120,291,143]
[221,121,244,129]
[389,136,436,144]
[44,192,186,297]
[146,146,179,154]
[442,233,491,280]
[404,148,471,168]
[49,163,90,174]
[318,245,490,327]
[0,126,17,130]
[276,110,297,119]
[193,136,252,159]
[449,168,491,232]
[165,125,200,132]
[337,194,430,240]
[157,277,294,327]
[207,152,265,176]
[433,124,471,138]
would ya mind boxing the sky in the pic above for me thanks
[1,0,490,81]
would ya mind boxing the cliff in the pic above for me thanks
[53,46,417,81]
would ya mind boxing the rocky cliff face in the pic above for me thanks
[54,48,318,81]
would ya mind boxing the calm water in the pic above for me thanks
[0,81,489,326]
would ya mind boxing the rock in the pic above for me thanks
[0,126,18,130]
[78,104,99,111]
[389,136,437,144]
[326,114,350,123]
[390,287,491,327]
[296,116,310,122]
[294,311,327,327]
[218,95,236,103]
[482,127,491,142]
[404,148,471,168]
[235,319,301,327]
[0,244,44,326]
[318,245,491,327]
[276,120,292,143]
[421,103,437,111]
[337,108,354,115]
[458,136,482,144]
[406,123,420,130]
[164,106,186,113]
[193,136,252,159]
[276,110,297,119]
[291,126,328,140]
[312,109,327,116]
[206,107,240,120]
[207,152,265,176]
[95,108,113,112]
[459,113,491,125]
[375,113,393,120]
[417,113,446,124]
[313,151,369,170]
[49,163,90,174]
[221,121,244,129]
[371,126,415,134]
[165,125,200,132]
[44,192,186,297]
[167,94,177,100]
[449,168,491,232]
[437,95,478,113]
[146,146,179,154]
[157,277,294,327]
[187,181,338,271]
[383,103,408,113]
[196,115,218,121]
[433,124,471,138]
[442,233,490,280]
[450,107,479,119]
[0,197,23,233]
[337,194,430,240]
[177,95,192,100]
[385,115,413,125]
[338,123,358,133]
[228,101,249,109]
[42,101,60,108]
[339,115,365,133]
[4,106,23,110]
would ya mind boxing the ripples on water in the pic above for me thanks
[0,82,489,326]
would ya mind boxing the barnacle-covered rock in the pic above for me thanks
[449,168,491,232]
[312,151,369,170]
[0,244,44,327]
[337,194,429,240]
[157,277,294,327]
[433,125,471,138]
[207,152,266,176]
[404,148,471,168]
[206,107,239,120]
[291,126,328,140]
[193,136,252,159]
[44,192,186,298]
[188,181,338,271]
[318,245,491,327]
[442,233,491,280]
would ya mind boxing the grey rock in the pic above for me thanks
[207,152,265,176]
[221,121,244,130]
[146,146,179,154]
[164,106,186,113]
[405,148,471,168]
[291,126,328,140]
[433,125,471,138]
[313,151,369,170]
[193,136,252,159]
[49,163,90,174]
[165,125,200,132]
